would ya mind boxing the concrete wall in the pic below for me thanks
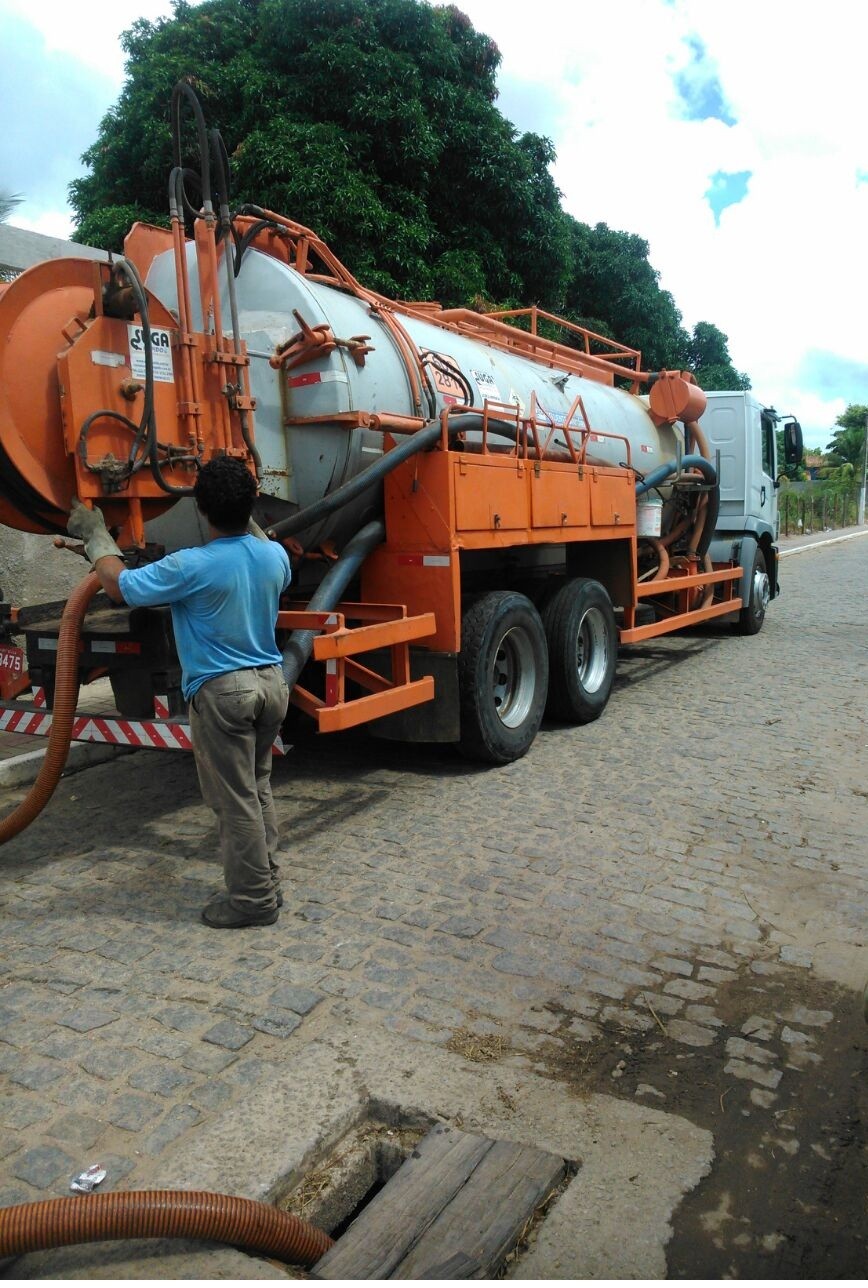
[0,528,85,608]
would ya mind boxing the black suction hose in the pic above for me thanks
[282,519,386,690]
[267,412,528,541]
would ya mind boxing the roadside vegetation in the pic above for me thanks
[69,0,747,388]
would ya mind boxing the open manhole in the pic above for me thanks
[278,1105,575,1278]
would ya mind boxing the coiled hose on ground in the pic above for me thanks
[0,571,100,847]
[0,1189,332,1267]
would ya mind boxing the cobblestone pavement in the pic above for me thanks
[0,539,866,1276]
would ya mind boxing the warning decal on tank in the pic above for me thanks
[471,369,503,404]
[424,353,468,406]
[287,371,349,388]
[128,324,175,383]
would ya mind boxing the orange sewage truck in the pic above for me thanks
[0,83,803,837]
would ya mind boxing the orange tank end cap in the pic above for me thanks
[649,371,707,426]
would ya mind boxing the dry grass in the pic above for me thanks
[446,1026,508,1062]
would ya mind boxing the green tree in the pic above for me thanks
[561,218,691,372]
[69,0,571,305]
[0,190,22,223]
[825,404,868,475]
[686,321,750,391]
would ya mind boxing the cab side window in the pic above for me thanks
[761,415,775,477]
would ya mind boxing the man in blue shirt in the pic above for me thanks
[69,458,292,928]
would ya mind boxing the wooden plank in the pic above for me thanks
[395,1138,565,1279]
[313,1126,566,1280]
[313,1126,493,1280]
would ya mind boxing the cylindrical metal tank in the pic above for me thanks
[145,244,685,552]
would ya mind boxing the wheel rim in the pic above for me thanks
[753,567,770,618]
[490,625,537,728]
[576,607,610,693]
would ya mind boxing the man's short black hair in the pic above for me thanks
[193,457,256,532]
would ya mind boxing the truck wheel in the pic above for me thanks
[458,591,548,764]
[736,548,769,635]
[541,578,617,723]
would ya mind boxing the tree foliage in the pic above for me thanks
[70,0,748,384]
[824,404,868,477]
[685,320,750,391]
[0,190,23,223]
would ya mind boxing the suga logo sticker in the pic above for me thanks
[128,324,175,383]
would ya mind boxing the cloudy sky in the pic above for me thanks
[2,0,865,448]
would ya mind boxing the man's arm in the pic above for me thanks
[92,555,127,604]
[67,500,127,602]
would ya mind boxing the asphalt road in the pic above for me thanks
[0,536,865,1278]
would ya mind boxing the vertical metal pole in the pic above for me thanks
[858,411,867,526]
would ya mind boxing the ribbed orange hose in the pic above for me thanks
[0,1190,332,1266]
[0,571,100,845]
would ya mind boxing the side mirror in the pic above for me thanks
[783,420,803,466]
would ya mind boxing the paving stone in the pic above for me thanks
[726,1037,776,1065]
[202,1019,254,1051]
[663,978,717,1002]
[684,1004,724,1028]
[11,1145,76,1189]
[697,965,738,984]
[141,1104,202,1155]
[779,945,814,968]
[0,1133,20,1160]
[9,1060,65,1091]
[58,1007,120,1033]
[724,1059,783,1090]
[79,1046,136,1080]
[780,1025,810,1046]
[106,1093,163,1131]
[651,956,694,978]
[267,983,324,1016]
[665,1019,717,1047]
[128,1063,194,1095]
[781,1005,834,1027]
[0,1095,54,1129]
[741,1015,776,1042]
[437,915,485,938]
[179,1043,238,1075]
[153,1004,209,1033]
[252,1008,303,1039]
[46,1112,104,1151]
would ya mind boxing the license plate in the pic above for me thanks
[0,646,24,678]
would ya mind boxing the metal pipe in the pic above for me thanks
[281,519,386,690]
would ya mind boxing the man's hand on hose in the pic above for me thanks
[68,498,124,565]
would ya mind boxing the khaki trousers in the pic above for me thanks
[189,664,289,912]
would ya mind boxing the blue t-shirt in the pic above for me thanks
[118,535,292,700]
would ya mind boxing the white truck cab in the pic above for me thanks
[702,391,803,633]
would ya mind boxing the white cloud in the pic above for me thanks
[1,0,863,448]
[454,0,868,446]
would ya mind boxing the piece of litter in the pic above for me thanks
[70,1164,107,1194]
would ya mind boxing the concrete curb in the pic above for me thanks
[779,528,868,558]
[0,741,130,789]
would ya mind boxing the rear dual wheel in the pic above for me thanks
[458,591,548,764]
[541,578,617,723]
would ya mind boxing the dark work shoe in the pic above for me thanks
[201,898,279,929]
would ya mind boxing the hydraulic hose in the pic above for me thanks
[0,1189,332,1268]
[282,519,386,690]
[0,572,100,847]
[267,412,532,542]
[634,453,716,497]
